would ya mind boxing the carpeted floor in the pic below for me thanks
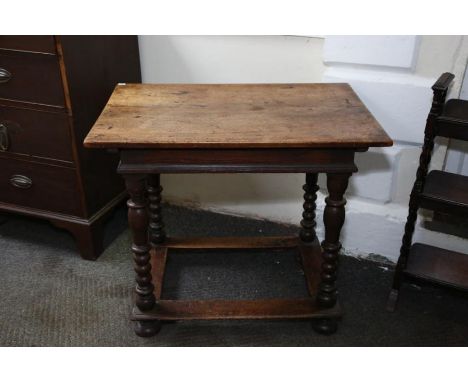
[0,204,467,346]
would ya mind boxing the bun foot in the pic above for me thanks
[134,320,161,337]
[312,318,338,335]
[386,288,399,312]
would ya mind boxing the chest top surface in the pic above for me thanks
[84,83,392,149]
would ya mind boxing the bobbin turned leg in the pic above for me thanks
[125,174,160,337]
[300,173,319,243]
[312,173,351,335]
[147,174,166,246]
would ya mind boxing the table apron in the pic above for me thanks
[117,148,359,174]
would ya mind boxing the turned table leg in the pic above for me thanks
[313,173,351,335]
[125,174,160,337]
[300,173,319,243]
[148,174,166,246]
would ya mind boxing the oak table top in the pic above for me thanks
[84,83,392,149]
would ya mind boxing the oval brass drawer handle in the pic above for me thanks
[10,174,33,189]
[0,68,12,84]
[0,123,9,151]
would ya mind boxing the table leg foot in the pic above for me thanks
[312,318,338,335]
[386,288,400,312]
[134,320,161,337]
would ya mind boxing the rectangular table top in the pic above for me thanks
[84,83,392,149]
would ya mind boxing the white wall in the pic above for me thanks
[139,35,325,83]
[321,35,468,260]
[138,35,468,262]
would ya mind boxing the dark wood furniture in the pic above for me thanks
[0,36,141,260]
[84,83,392,336]
[387,72,468,311]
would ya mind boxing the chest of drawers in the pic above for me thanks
[0,36,141,260]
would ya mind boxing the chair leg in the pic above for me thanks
[387,194,419,312]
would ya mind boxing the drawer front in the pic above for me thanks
[0,157,82,216]
[0,105,74,162]
[0,50,65,106]
[0,36,56,54]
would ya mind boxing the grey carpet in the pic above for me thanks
[0,204,467,346]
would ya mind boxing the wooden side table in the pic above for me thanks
[84,83,392,337]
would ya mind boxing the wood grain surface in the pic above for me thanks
[84,83,392,149]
